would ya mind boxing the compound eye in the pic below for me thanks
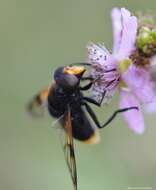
[54,68,79,88]
[65,74,79,87]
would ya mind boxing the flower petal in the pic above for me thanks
[90,56,120,104]
[87,42,110,66]
[120,90,145,134]
[116,8,137,60]
[122,65,154,103]
[144,96,156,113]
[111,8,122,54]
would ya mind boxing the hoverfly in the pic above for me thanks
[27,64,137,190]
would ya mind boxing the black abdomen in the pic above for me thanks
[69,107,97,142]
[48,84,98,143]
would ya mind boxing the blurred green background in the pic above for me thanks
[0,0,156,190]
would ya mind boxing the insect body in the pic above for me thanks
[27,65,137,190]
[48,66,99,143]
[27,65,100,190]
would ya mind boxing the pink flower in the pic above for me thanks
[87,43,120,103]
[87,8,154,134]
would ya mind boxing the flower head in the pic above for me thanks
[87,8,155,134]
[130,12,156,67]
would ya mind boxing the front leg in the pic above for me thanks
[83,97,101,106]
[80,76,93,81]
[79,76,94,91]
[69,62,91,67]
[79,82,93,91]
[83,91,106,107]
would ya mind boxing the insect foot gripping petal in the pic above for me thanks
[100,107,138,128]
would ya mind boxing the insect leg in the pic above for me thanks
[83,103,138,129]
[82,97,102,106]
[69,62,91,67]
[80,76,93,81]
[82,88,106,105]
[79,82,93,91]
[79,76,94,91]
[82,102,102,128]
[99,106,138,128]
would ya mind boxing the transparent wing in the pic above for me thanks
[60,106,77,190]
[26,88,49,117]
